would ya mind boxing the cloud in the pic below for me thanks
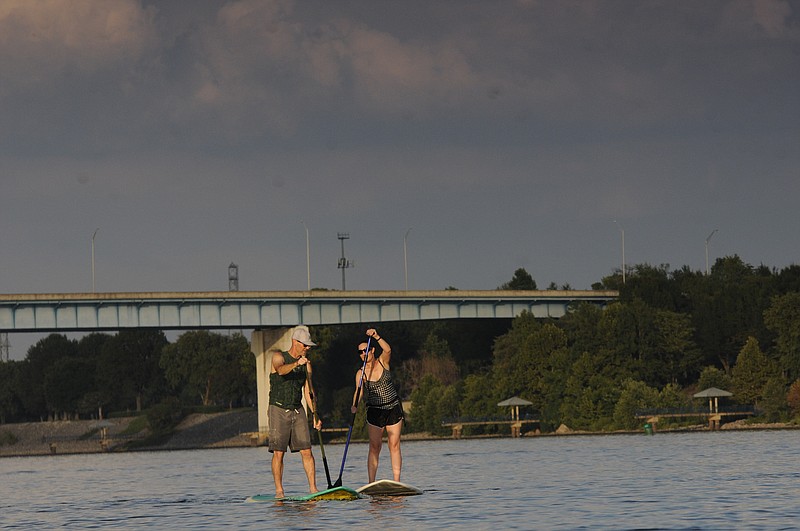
[0,0,158,88]
[189,0,477,135]
[746,0,793,37]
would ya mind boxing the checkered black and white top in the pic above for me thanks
[364,362,400,409]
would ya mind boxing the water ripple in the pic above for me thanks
[1,431,798,529]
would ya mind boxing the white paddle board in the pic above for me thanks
[356,479,422,496]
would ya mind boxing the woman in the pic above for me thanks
[351,328,404,482]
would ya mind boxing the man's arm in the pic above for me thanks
[272,350,307,376]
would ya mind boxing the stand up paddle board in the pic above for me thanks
[246,485,360,502]
[356,479,422,496]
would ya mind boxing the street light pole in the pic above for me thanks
[337,233,351,290]
[705,229,718,276]
[91,228,99,293]
[613,220,625,284]
[403,227,412,290]
[301,221,310,290]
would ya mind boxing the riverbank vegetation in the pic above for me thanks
[1,255,799,436]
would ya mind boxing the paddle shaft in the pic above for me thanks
[306,370,333,489]
[333,336,371,488]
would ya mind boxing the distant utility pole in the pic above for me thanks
[337,232,351,290]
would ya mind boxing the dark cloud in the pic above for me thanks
[1,0,798,359]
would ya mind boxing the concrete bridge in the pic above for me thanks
[0,289,617,438]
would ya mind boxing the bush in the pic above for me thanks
[0,430,18,446]
[613,380,659,430]
[146,397,185,434]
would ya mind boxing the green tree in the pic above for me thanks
[559,352,618,430]
[731,337,779,406]
[160,331,250,406]
[400,330,460,394]
[407,374,449,435]
[759,377,789,422]
[654,309,702,385]
[43,357,95,419]
[499,268,537,290]
[763,292,800,381]
[690,256,776,372]
[0,361,22,423]
[787,379,800,419]
[17,334,79,419]
[560,301,604,358]
[458,372,497,419]
[613,379,660,429]
[618,263,685,311]
[697,366,733,393]
[775,264,800,293]
[209,333,255,408]
[492,316,571,429]
[595,299,699,387]
[77,333,113,418]
[658,383,689,410]
[97,330,168,412]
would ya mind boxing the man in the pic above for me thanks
[269,325,322,498]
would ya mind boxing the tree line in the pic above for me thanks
[1,255,799,435]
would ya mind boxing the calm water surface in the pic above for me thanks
[1,430,798,529]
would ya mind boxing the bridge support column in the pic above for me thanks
[251,328,295,445]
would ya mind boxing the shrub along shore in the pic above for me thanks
[2,409,796,458]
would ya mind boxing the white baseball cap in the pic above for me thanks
[291,325,317,346]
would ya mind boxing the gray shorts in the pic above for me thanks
[268,404,312,453]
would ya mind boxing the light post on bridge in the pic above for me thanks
[403,227,412,290]
[91,228,99,293]
[301,221,310,290]
[337,232,351,290]
[705,229,718,276]
[613,220,625,284]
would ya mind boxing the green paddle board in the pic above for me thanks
[246,486,360,502]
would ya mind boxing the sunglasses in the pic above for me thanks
[359,348,369,353]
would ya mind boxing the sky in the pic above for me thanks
[1,0,799,360]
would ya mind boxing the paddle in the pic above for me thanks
[333,336,371,488]
[306,369,333,489]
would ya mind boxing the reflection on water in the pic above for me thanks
[1,431,799,529]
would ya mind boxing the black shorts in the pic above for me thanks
[366,402,404,428]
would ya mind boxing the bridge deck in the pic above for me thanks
[0,290,617,332]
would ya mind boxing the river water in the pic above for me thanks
[1,430,798,529]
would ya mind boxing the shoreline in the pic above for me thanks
[2,411,797,458]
